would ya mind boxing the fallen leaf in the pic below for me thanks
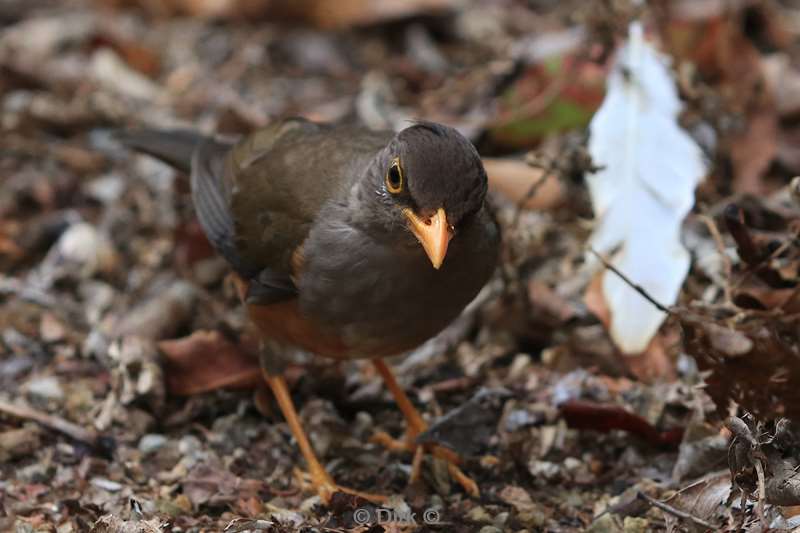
[682,315,800,420]
[729,107,778,195]
[483,158,565,211]
[89,33,161,78]
[705,323,753,357]
[95,0,454,27]
[559,400,683,447]
[158,330,261,395]
[663,472,731,528]
[490,55,605,148]
[182,461,263,508]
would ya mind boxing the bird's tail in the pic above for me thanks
[114,129,208,173]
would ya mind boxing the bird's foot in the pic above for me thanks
[370,430,479,498]
[293,467,387,505]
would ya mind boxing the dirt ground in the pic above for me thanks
[4,0,800,531]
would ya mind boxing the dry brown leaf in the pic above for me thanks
[290,0,454,29]
[622,335,676,384]
[158,330,261,396]
[483,157,565,211]
[527,281,577,323]
[704,323,753,357]
[182,462,263,507]
[729,109,778,195]
[560,400,683,447]
[94,0,271,18]
[666,13,778,194]
[584,272,610,328]
[95,0,453,27]
[664,472,731,527]
[683,315,800,420]
[89,33,161,78]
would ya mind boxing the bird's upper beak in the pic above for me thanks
[403,207,453,269]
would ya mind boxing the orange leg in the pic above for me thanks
[371,359,480,497]
[237,273,384,504]
[261,366,386,504]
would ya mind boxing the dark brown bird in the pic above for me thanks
[120,118,499,502]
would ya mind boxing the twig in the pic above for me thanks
[699,214,733,305]
[754,456,767,529]
[587,247,673,315]
[0,399,99,447]
[510,168,554,228]
[636,491,720,530]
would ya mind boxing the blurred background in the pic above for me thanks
[4,0,800,531]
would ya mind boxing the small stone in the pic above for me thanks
[493,512,509,527]
[55,222,117,277]
[26,375,64,401]
[84,173,125,204]
[467,506,493,524]
[563,457,582,472]
[173,494,193,513]
[478,527,502,533]
[586,513,623,533]
[0,426,40,461]
[90,477,122,492]
[178,434,204,466]
[623,517,649,533]
[39,313,66,343]
[517,509,546,529]
[528,460,560,480]
[139,434,168,455]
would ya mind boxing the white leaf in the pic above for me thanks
[586,22,706,354]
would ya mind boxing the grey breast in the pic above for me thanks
[299,205,499,357]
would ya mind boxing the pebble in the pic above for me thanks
[90,477,123,492]
[139,434,168,455]
[467,506,493,524]
[623,517,650,533]
[55,222,117,277]
[84,173,125,204]
[528,460,560,480]
[26,375,64,401]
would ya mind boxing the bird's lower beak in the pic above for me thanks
[403,207,452,269]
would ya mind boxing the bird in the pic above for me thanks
[118,118,500,502]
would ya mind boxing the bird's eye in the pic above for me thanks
[385,157,403,194]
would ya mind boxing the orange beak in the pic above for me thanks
[403,207,452,269]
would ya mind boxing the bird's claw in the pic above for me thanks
[370,430,480,498]
[292,468,386,505]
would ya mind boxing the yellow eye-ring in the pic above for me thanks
[385,157,403,194]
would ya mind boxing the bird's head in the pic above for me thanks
[361,121,488,269]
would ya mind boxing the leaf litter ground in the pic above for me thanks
[4,0,800,531]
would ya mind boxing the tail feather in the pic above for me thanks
[115,129,206,173]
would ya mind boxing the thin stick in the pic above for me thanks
[0,399,99,446]
[699,214,734,304]
[636,491,719,530]
[754,457,767,529]
[588,247,672,315]
[510,169,554,228]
